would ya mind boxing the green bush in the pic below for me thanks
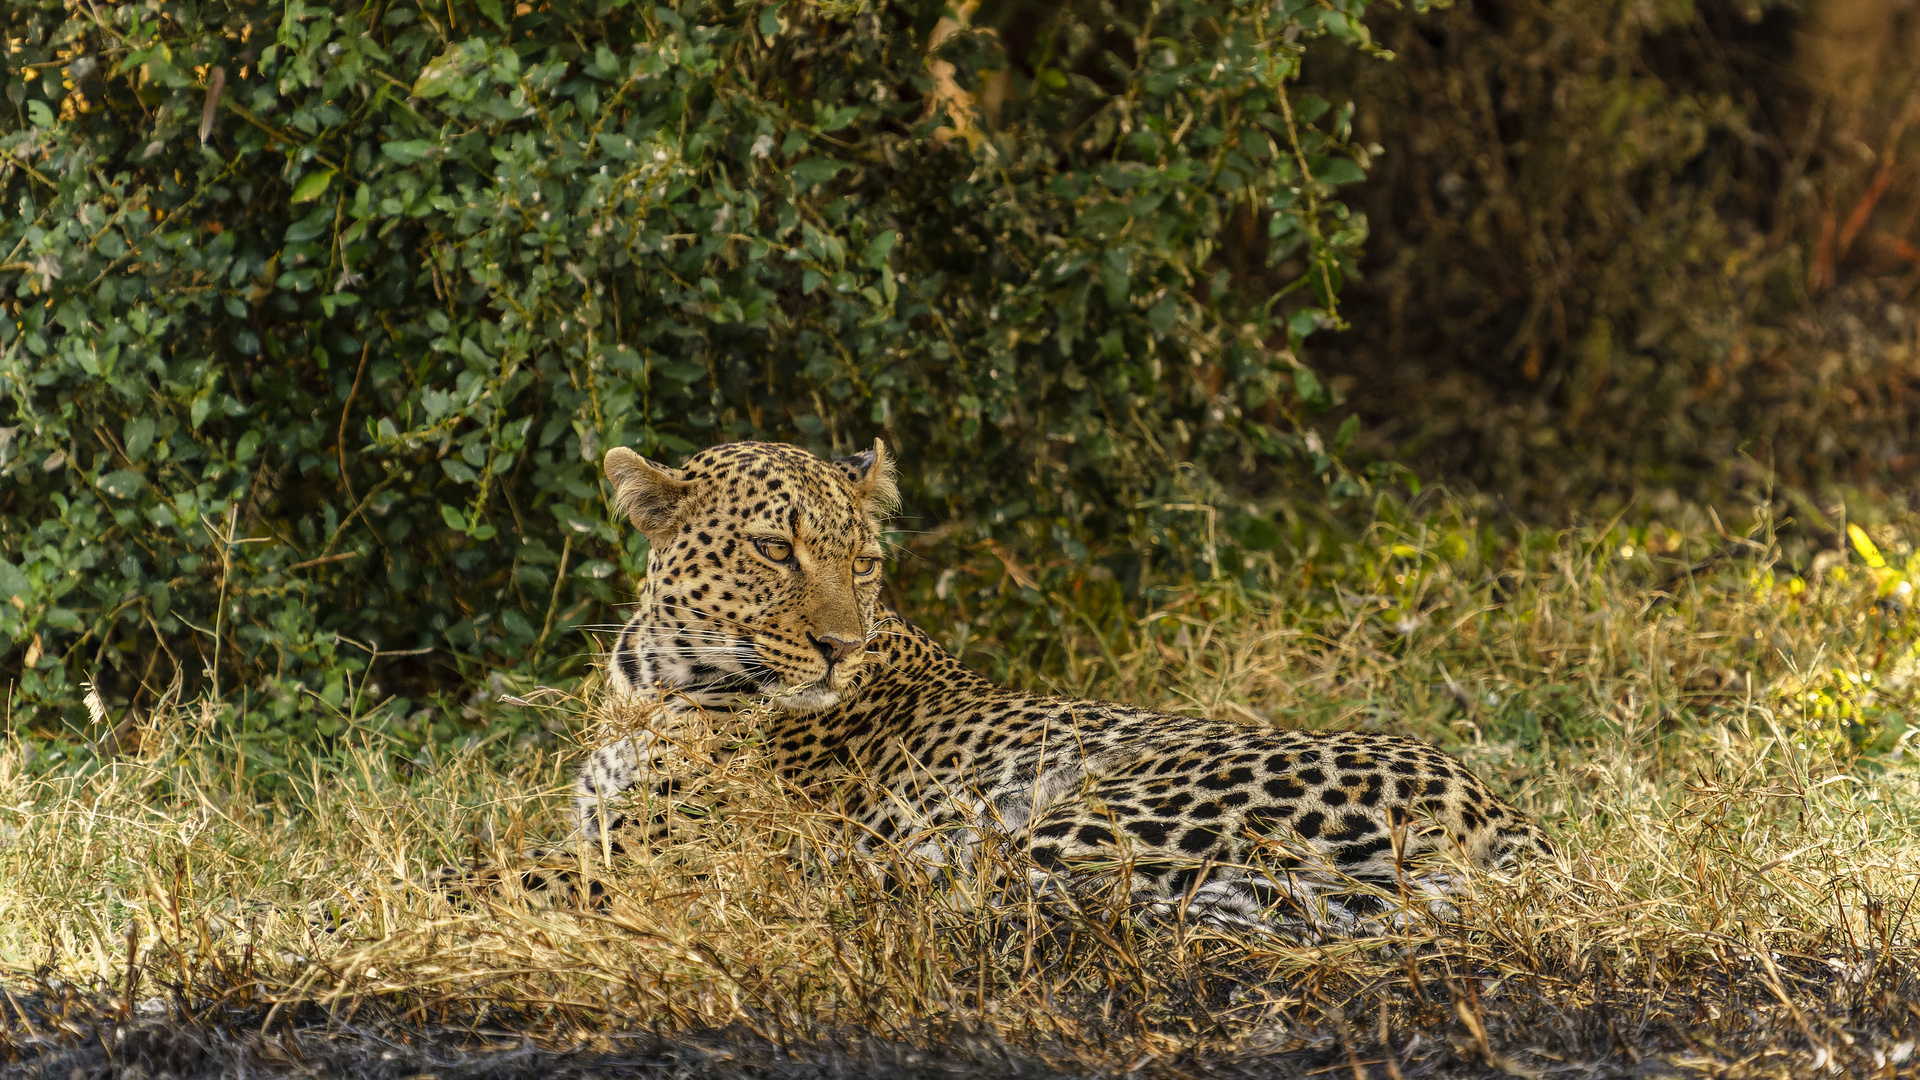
[1,0,1386,738]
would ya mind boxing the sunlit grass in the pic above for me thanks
[3,499,1917,1073]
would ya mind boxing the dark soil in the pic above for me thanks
[4,953,1917,1080]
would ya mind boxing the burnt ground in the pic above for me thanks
[3,951,1916,1080]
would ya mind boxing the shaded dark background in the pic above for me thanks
[1312,0,1920,516]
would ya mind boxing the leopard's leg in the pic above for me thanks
[575,729,658,850]
[416,701,712,912]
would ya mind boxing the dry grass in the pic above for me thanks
[3,503,1918,1077]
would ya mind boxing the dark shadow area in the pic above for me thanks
[1304,0,1920,516]
[6,939,1915,1080]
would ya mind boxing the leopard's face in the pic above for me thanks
[604,440,897,713]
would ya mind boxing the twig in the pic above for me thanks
[320,473,398,558]
[123,919,140,1019]
[338,342,371,509]
[198,66,226,144]
[535,535,574,653]
[287,551,362,572]
[205,504,239,698]
[0,147,59,189]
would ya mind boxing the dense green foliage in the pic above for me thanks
[1,0,1387,735]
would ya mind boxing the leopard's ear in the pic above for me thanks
[604,446,694,538]
[834,438,898,519]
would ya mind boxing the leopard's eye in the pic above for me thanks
[755,539,794,563]
[852,556,880,578]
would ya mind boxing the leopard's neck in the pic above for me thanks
[853,606,999,697]
[744,607,1009,778]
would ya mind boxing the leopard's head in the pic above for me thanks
[603,440,897,712]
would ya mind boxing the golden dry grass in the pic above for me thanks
[2,503,1918,1076]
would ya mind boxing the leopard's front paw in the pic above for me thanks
[575,733,660,839]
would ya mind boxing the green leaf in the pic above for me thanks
[1148,294,1177,337]
[589,44,622,81]
[101,470,146,499]
[655,357,707,385]
[381,140,437,165]
[1100,248,1130,306]
[818,104,860,132]
[292,168,336,203]
[123,416,156,461]
[1077,201,1129,232]
[789,158,849,191]
[474,0,508,29]
[500,608,535,639]
[598,133,635,160]
[0,560,29,600]
[758,4,782,38]
[1292,364,1327,407]
[860,229,897,268]
[412,51,465,98]
[285,206,334,243]
[441,504,469,531]
[1335,413,1360,451]
[1314,157,1366,187]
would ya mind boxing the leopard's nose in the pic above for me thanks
[811,631,863,666]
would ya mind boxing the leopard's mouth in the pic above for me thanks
[700,633,869,711]
[736,655,858,712]
[669,643,778,701]
[765,682,844,712]
[729,654,827,698]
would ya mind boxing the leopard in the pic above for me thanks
[570,439,1551,935]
